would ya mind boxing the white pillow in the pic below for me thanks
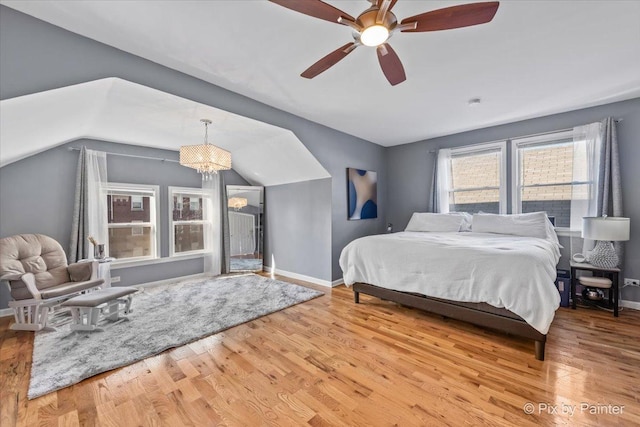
[449,212,473,232]
[405,213,465,232]
[471,212,548,239]
[545,216,561,247]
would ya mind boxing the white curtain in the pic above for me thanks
[570,122,603,255]
[436,149,452,213]
[86,149,108,258]
[203,174,222,276]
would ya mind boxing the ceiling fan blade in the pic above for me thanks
[376,43,406,86]
[400,1,499,32]
[269,0,355,25]
[301,42,358,79]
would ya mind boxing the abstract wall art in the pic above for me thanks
[347,168,377,220]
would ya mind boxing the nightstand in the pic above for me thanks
[78,257,115,288]
[570,261,620,317]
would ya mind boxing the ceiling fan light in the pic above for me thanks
[360,25,389,47]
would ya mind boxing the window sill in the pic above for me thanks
[111,253,205,270]
[169,249,209,258]
[555,228,581,237]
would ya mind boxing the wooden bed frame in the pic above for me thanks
[352,282,547,361]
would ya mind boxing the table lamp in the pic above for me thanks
[582,216,630,268]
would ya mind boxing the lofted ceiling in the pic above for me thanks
[2,1,640,147]
[0,78,330,187]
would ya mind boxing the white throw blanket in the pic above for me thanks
[339,232,561,334]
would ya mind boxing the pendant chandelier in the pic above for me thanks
[228,197,248,211]
[179,119,231,180]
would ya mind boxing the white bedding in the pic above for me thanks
[339,232,561,334]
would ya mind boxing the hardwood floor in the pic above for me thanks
[1,275,639,426]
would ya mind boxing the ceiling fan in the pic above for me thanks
[269,0,500,85]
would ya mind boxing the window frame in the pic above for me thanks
[105,182,161,263]
[444,141,507,214]
[511,130,591,232]
[168,186,210,258]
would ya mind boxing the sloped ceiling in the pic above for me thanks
[0,78,331,186]
[2,1,639,146]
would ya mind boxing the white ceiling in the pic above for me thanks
[3,1,640,147]
[0,78,330,186]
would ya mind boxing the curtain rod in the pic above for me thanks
[68,147,179,163]
[505,127,573,143]
[425,129,571,154]
[426,117,622,153]
[426,137,511,154]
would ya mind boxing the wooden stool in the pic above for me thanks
[62,287,137,331]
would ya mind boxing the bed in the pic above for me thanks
[339,212,561,360]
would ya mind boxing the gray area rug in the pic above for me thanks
[29,274,323,399]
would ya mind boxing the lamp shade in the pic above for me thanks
[179,119,232,180]
[582,217,630,241]
[179,144,231,173]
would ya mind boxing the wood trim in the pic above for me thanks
[352,282,546,360]
[262,266,333,288]
[621,299,640,310]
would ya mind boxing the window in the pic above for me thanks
[106,183,160,261]
[434,124,600,232]
[131,195,143,211]
[512,130,592,229]
[169,187,210,256]
[437,141,506,214]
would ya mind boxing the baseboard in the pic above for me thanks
[0,308,13,318]
[331,278,344,287]
[620,299,640,311]
[263,266,333,288]
[134,273,209,290]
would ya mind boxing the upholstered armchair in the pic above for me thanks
[0,234,104,331]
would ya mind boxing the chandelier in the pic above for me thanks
[179,119,231,180]
[228,197,248,211]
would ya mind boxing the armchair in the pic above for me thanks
[0,234,104,331]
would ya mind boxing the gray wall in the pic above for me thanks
[0,6,386,290]
[264,179,332,280]
[0,138,248,308]
[387,98,640,303]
